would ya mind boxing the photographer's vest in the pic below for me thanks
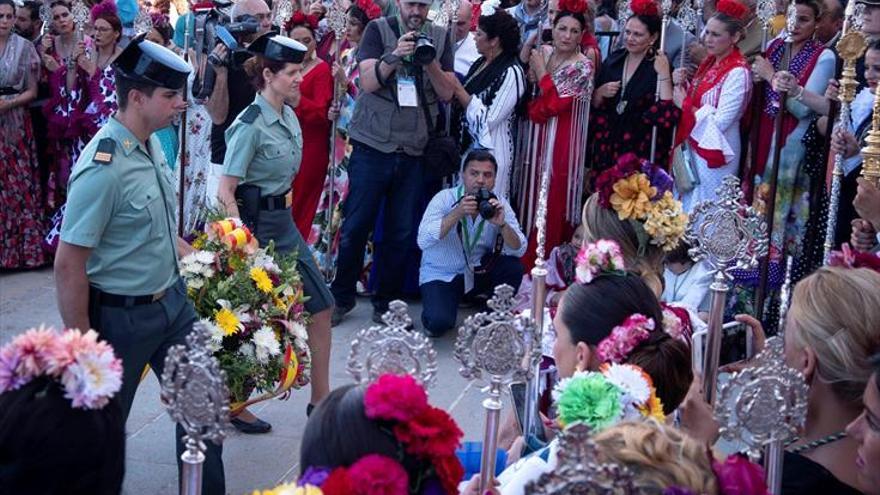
[348,17,448,156]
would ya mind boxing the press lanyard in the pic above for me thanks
[457,186,485,257]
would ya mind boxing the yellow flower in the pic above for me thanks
[250,483,322,495]
[638,392,666,421]
[610,173,656,221]
[643,191,688,251]
[214,307,241,336]
[250,267,274,294]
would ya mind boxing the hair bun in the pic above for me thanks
[631,0,660,17]
[715,0,749,20]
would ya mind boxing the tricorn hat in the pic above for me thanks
[247,32,308,63]
[112,34,190,90]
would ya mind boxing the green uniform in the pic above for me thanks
[61,116,179,295]
[223,93,303,196]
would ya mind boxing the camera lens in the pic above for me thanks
[412,35,435,65]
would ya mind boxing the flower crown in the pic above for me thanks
[631,0,660,17]
[552,363,665,431]
[0,327,123,410]
[575,239,627,284]
[595,153,688,252]
[715,0,749,20]
[558,0,588,15]
[481,0,501,17]
[355,0,382,20]
[596,314,656,364]
[295,374,464,495]
[286,11,320,32]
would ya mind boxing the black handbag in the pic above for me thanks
[417,71,460,180]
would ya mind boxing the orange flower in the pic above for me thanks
[610,173,656,221]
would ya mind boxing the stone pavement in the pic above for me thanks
[0,268,495,494]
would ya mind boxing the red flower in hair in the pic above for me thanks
[715,0,749,20]
[364,374,429,422]
[595,153,642,208]
[356,0,382,20]
[558,0,588,14]
[347,455,410,495]
[631,0,660,17]
[285,11,319,32]
[828,243,880,273]
[320,468,355,495]
[393,407,463,459]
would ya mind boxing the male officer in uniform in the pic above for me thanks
[53,35,225,494]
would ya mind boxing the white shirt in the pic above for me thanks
[454,32,480,79]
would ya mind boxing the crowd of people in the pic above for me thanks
[3,0,880,491]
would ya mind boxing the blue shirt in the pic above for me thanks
[417,186,527,289]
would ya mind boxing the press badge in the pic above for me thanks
[397,76,418,107]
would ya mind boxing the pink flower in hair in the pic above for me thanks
[60,345,123,409]
[575,239,626,284]
[596,314,655,364]
[12,326,61,378]
[0,344,27,392]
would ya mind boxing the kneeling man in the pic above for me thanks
[417,150,527,336]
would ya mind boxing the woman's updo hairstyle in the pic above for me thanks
[711,0,749,35]
[478,9,522,56]
[628,0,662,37]
[90,0,122,35]
[796,0,824,19]
[560,274,693,413]
[244,55,289,91]
[554,0,589,29]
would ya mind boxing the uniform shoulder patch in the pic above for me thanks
[240,104,261,124]
[93,138,116,165]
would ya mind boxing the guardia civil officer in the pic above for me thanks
[54,35,226,494]
[217,33,335,418]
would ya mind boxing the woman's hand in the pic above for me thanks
[672,67,690,86]
[595,80,622,100]
[831,127,860,159]
[653,51,671,78]
[678,376,721,445]
[43,53,60,72]
[332,61,347,86]
[719,314,767,374]
[461,474,500,495]
[520,32,539,64]
[41,34,54,54]
[751,55,775,82]
[530,48,547,80]
[771,70,800,94]
[76,41,97,76]
[851,219,878,252]
[327,101,340,121]
[825,78,840,101]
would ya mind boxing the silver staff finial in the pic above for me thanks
[757,0,776,26]
[785,1,798,41]
[273,0,293,29]
[71,0,89,33]
[346,300,438,388]
[678,0,698,33]
[134,8,154,36]
[161,322,231,495]
[455,284,541,492]
[524,422,636,494]
[435,0,461,27]
[326,0,348,38]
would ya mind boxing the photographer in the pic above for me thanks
[330,0,455,325]
[204,0,272,206]
[416,150,526,337]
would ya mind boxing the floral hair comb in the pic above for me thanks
[0,326,123,410]
[575,239,627,284]
[596,314,656,364]
[827,243,880,273]
[355,0,382,20]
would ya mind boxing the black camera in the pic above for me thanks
[412,33,436,65]
[473,188,498,221]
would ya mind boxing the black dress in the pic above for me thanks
[782,451,863,495]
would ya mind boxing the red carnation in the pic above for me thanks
[716,0,749,20]
[348,455,410,495]
[393,407,463,459]
[559,0,588,14]
[285,11,319,32]
[364,374,428,422]
[356,0,382,19]
[631,0,660,17]
[433,454,465,495]
[320,468,354,495]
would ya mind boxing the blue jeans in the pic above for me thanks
[420,255,524,336]
[331,142,424,312]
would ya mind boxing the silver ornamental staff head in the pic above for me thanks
[39,0,52,26]
[435,0,461,27]
[455,284,541,384]
[757,0,776,26]
[160,322,232,451]
[327,0,348,36]
[524,422,636,494]
[273,0,293,29]
[661,0,673,16]
[684,175,768,285]
[678,0,698,33]
[134,8,154,36]
[714,336,809,461]
[785,0,797,41]
[71,0,89,32]
[346,300,439,388]
[853,2,867,31]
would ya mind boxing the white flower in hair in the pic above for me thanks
[602,363,651,404]
[60,348,124,409]
[481,0,501,17]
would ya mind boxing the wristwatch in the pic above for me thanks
[381,52,401,66]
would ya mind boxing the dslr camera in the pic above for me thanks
[473,188,498,221]
[412,33,436,65]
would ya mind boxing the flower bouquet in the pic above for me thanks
[180,218,311,411]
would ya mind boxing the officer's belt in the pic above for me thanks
[260,190,293,211]
[90,286,167,307]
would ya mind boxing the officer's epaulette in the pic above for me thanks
[240,104,261,124]
[93,138,116,165]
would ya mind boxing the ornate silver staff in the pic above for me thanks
[685,175,767,405]
[160,322,232,495]
[455,285,541,492]
[39,0,51,37]
[69,0,89,73]
[524,422,635,494]
[346,300,438,387]
[825,3,867,263]
[134,7,154,35]
[757,0,776,51]
[677,0,698,68]
[272,0,294,29]
[649,0,673,162]
[320,0,349,283]
[715,258,807,495]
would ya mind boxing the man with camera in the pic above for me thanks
[204,0,273,207]
[416,150,526,337]
[330,0,455,325]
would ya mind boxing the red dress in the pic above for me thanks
[292,61,333,237]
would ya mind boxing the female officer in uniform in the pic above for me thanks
[217,33,334,430]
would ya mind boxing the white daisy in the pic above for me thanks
[288,321,308,343]
[602,363,651,405]
[194,250,215,264]
[253,326,281,364]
